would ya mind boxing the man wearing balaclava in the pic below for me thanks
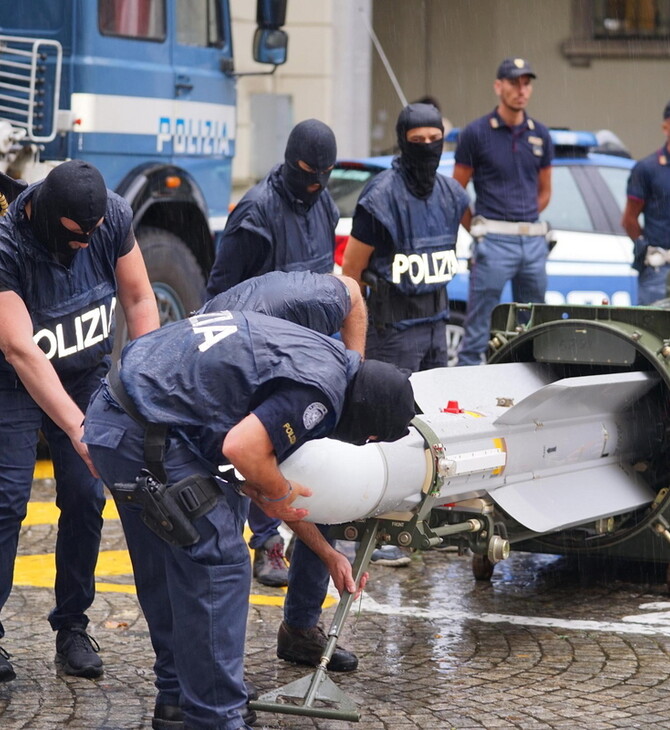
[343,102,469,373]
[0,161,159,685]
[205,120,340,596]
[83,269,415,729]
[342,103,468,566]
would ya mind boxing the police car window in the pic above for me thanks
[596,166,630,214]
[328,168,377,219]
[99,0,166,41]
[177,0,223,47]
[540,166,594,232]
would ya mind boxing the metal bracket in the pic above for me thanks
[249,520,380,722]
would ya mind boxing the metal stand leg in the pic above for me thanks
[250,519,380,722]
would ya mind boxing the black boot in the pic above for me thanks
[55,626,103,678]
[0,646,15,682]
[277,621,358,672]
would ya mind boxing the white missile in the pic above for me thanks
[280,363,662,533]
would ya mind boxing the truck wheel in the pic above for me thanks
[113,226,206,357]
[446,310,465,367]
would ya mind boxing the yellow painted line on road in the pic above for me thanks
[34,459,54,480]
[19,498,335,608]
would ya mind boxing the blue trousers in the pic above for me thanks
[247,502,280,550]
[366,320,448,371]
[84,385,252,730]
[457,233,547,366]
[637,263,670,305]
[283,523,334,629]
[0,366,105,639]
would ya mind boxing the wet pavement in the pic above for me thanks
[4,478,670,728]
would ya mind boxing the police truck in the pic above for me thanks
[0,0,288,327]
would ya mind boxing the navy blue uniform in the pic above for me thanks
[351,161,469,371]
[626,146,670,304]
[455,109,553,365]
[0,184,133,637]
[202,271,353,636]
[83,281,360,729]
[206,165,338,297]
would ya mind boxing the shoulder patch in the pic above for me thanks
[303,402,328,430]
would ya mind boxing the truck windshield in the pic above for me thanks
[177,0,224,47]
[99,0,166,41]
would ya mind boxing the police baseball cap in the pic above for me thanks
[497,57,536,80]
[664,100,670,119]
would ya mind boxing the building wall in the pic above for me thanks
[372,0,670,159]
[230,0,371,189]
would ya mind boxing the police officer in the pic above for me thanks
[622,100,670,305]
[83,271,414,730]
[454,58,553,366]
[342,102,468,565]
[0,161,159,683]
[206,119,339,588]
[343,102,469,372]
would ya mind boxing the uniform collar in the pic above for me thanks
[489,108,533,131]
[658,145,670,166]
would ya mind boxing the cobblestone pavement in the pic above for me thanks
[4,480,670,728]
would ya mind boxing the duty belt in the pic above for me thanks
[470,215,549,239]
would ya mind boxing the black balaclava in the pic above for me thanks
[395,102,444,199]
[332,360,416,446]
[30,160,107,266]
[282,119,337,208]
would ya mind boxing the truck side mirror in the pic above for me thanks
[253,28,288,66]
[254,0,288,66]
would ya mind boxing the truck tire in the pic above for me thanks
[113,226,206,358]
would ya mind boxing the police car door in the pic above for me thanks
[169,0,236,230]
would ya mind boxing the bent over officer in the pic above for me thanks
[622,100,670,305]
[206,119,339,588]
[83,271,415,730]
[454,58,553,366]
[0,161,158,682]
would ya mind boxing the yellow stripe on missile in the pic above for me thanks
[492,438,506,475]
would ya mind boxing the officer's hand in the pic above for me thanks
[70,429,100,478]
[245,480,312,522]
[326,550,368,598]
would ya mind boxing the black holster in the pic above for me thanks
[112,471,222,547]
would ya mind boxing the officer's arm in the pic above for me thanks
[622,198,645,241]
[453,163,474,231]
[537,166,552,213]
[116,241,160,339]
[333,274,367,356]
[223,413,312,521]
[341,236,374,292]
[0,290,99,477]
[285,520,367,598]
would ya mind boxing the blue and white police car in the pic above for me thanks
[328,130,636,365]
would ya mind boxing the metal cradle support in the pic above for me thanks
[249,519,380,722]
